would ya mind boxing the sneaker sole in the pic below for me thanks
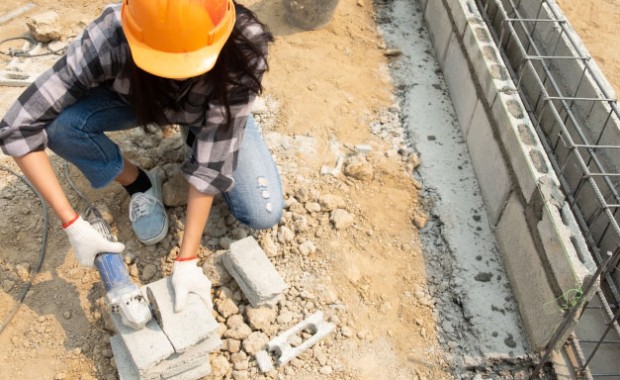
[138,215,169,246]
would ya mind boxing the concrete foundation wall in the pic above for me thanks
[421,0,598,352]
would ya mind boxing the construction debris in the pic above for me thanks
[256,311,335,372]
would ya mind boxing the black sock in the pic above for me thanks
[123,168,152,196]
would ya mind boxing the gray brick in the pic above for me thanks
[424,0,453,66]
[110,313,175,375]
[443,34,478,136]
[225,237,287,307]
[145,277,218,353]
[166,360,211,380]
[110,334,140,380]
[491,92,543,202]
[462,24,515,107]
[537,202,594,292]
[444,0,483,38]
[496,194,562,350]
[152,334,222,379]
[466,101,512,224]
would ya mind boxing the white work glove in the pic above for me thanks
[63,215,125,267]
[172,258,213,312]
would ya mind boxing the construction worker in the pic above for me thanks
[0,0,282,312]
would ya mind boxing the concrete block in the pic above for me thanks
[145,277,218,353]
[537,202,595,295]
[151,331,222,379]
[491,91,546,202]
[110,313,175,375]
[224,237,287,307]
[584,101,619,149]
[424,0,454,66]
[444,34,478,136]
[575,297,620,376]
[111,334,140,380]
[496,193,562,350]
[462,22,515,107]
[466,101,512,224]
[111,319,221,380]
[267,311,335,366]
[166,360,211,380]
[444,0,483,38]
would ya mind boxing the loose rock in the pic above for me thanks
[330,209,355,230]
[242,331,269,354]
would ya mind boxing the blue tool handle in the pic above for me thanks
[95,253,132,292]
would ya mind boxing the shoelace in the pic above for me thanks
[129,193,162,222]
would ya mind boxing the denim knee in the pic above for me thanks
[240,202,283,230]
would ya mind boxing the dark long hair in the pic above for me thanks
[125,3,273,128]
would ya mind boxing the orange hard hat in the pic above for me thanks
[121,0,236,79]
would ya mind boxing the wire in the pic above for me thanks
[0,36,66,58]
[0,165,49,335]
[0,161,95,335]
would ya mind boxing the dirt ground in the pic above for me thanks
[0,0,617,379]
[0,0,444,379]
[556,0,620,94]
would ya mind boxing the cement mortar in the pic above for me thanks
[375,0,536,375]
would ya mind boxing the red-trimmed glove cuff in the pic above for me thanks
[176,256,198,262]
[62,214,80,229]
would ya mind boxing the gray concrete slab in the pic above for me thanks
[466,101,512,225]
[151,333,222,379]
[424,0,453,66]
[145,277,218,353]
[496,194,562,350]
[110,313,175,375]
[443,33,478,136]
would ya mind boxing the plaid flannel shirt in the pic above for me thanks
[0,4,269,195]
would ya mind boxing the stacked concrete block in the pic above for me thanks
[424,0,453,65]
[496,194,563,350]
[466,101,512,224]
[110,277,220,380]
[443,33,478,136]
[224,237,287,307]
[423,0,598,353]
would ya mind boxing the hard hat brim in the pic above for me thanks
[125,36,223,79]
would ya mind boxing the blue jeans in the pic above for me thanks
[46,86,283,230]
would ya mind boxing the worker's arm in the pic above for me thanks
[178,184,214,259]
[14,151,124,265]
[171,184,214,312]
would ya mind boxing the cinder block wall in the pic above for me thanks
[419,0,597,351]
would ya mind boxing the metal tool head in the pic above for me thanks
[146,286,163,327]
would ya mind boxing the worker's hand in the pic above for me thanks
[171,258,213,312]
[63,215,125,267]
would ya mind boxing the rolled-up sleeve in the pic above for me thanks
[0,5,126,157]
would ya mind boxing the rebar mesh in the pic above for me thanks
[474,0,620,377]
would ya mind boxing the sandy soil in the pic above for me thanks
[556,0,620,94]
[0,0,446,379]
[0,0,617,379]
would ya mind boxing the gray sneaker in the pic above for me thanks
[129,169,169,245]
